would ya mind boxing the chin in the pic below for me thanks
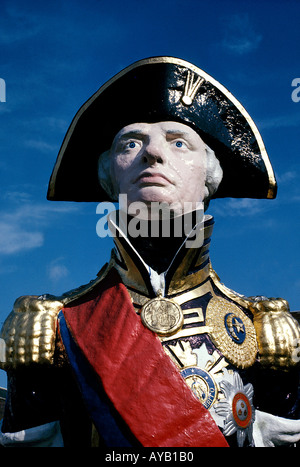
[133,186,175,203]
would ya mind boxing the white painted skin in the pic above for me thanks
[109,121,207,217]
[253,410,300,447]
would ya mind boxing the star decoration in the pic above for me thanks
[214,370,255,447]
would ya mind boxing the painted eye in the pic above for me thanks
[128,141,136,149]
[175,141,184,148]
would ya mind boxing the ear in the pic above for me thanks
[204,145,223,199]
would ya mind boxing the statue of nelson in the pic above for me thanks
[1,57,300,448]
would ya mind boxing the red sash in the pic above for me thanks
[62,270,228,447]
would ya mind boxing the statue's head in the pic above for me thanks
[98,120,223,214]
[47,57,277,210]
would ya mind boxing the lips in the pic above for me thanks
[134,171,173,186]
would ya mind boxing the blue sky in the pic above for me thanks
[0,0,299,387]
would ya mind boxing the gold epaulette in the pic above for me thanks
[0,263,111,370]
[209,265,300,371]
[0,295,63,369]
[248,298,300,371]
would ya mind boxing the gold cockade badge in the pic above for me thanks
[181,70,204,106]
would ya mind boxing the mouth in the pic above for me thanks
[134,171,173,186]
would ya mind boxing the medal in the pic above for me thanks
[140,291,184,336]
[214,370,255,447]
[180,366,218,409]
[206,297,257,368]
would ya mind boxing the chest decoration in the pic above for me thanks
[205,297,257,368]
[164,341,255,447]
[214,371,255,447]
[140,292,184,336]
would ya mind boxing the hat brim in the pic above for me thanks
[47,57,277,202]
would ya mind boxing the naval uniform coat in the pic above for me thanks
[1,216,300,447]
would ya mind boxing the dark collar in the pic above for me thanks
[108,212,215,297]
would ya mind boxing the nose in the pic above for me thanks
[142,139,165,165]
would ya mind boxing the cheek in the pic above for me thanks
[178,158,206,184]
[111,156,131,191]
[193,161,206,196]
[175,158,206,201]
[194,161,206,185]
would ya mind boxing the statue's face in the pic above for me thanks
[110,121,207,215]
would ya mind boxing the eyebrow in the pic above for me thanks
[117,129,192,138]
[116,129,144,140]
[165,129,191,137]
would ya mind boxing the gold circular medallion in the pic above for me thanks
[140,295,184,336]
[206,297,257,369]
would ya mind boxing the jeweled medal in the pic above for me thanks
[214,371,255,447]
[205,297,257,368]
[140,291,184,336]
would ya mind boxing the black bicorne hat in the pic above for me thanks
[47,57,277,201]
